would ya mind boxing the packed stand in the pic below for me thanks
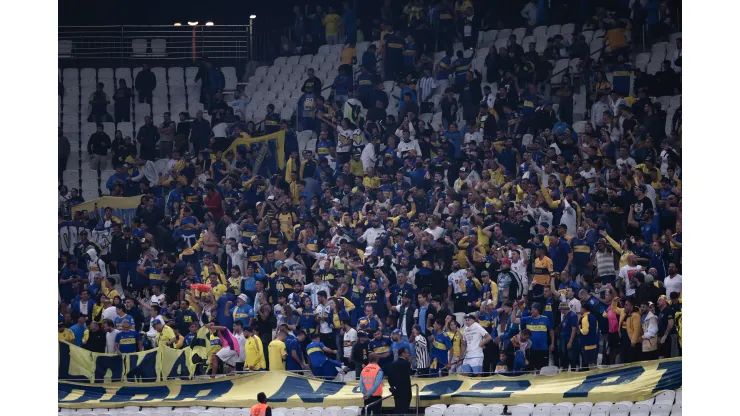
[58,0,683,382]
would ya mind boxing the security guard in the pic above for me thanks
[264,104,280,134]
[250,392,271,416]
[360,353,385,415]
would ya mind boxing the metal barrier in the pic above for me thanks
[362,383,419,416]
[58,25,284,62]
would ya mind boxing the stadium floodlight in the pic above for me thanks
[188,21,199,26]
[205,22,214,26]
[174,23,182,26]
[250,15,257,19]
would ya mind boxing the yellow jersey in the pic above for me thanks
[532,256,554,286]
[268,339,287,371]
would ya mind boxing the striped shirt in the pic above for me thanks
[595,249,616,277]
[413,334,430,369]
[417,76,437,103]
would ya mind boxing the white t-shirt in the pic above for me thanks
[448,270,467,295]
[463,322,489,359]
[580,168,597,193]
[106,329,120,353]
[343,327,358,357]
[150,294,165,306]
[424,226,444,240]
[337,127,353,154]
[568,297,582,314]
[102,306,118,322]
[235,333,247,363]
[316,303,332,334]
[619,265,643,296]
[212,122,228,138]
[664,274,683,296]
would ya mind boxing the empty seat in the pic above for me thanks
[654,390,675,404]
[62,170,80,185]
[532,404,552,416]
[132,39,148,56]
[480,405,502,416]
[533,25,548,41]
[561,23,575,36]
[59,40,73,57]
[286,55,300,66]
[80,68,97,85]
[222,67,238,91]
[150,39,167,56]
[512,27,527,43]
[608,404,630,416]
[649,403,671,416]
[496,28,512,41]
[509,405,533,416]
[630,403,651,416]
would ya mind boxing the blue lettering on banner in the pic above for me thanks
[563,366,645,398]
[269,377,344,403]
[58,342,91,383]
[452,380,531,399]
[166,353,193,380]
[126,350,159,382]
[94,355,124,383]
[102,386,170,403]
[165,380,234,401]
[419,380,464,400]
[652,361,682,392]
[59,383,107,403]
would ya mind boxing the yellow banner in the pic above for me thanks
[60,340,682,409]
[224,130,286,170]
[71,196,143,225]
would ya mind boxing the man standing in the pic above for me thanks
[360,353,385,415]
[411,324,430,377]
[388,347,413,414]
[578,302,600,369]
[135,64,156,105]
[512,302,554,371]
[447,260,467,313]
[87,124,112,171]
[656,295,677,358]
[558,303,580,370]
[244,326,267,371]
[461,315,491,376]
[136,115,160,161]
[268,330,289,371]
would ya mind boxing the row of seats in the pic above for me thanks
[58,391,680,416]
[59,405,363,416]
[59,39,169,58]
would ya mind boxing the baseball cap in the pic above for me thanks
[540,222,550,229]
[274,260,284,268]
[152,319,163,326]
[358,331,369,338]
[507,237,518,244]
[481,271,490,277]
[500,257,512,265]
[392,329,402,335]
[531,303,542,312]
[332,198,341,204]
[244,325,254,332]
[464,314,477,320]
[559,303,570,310]
[238,294,248,302]
[401,291,413,299]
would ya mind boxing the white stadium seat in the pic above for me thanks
[132,39,148,56]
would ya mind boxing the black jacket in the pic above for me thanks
[111,235,142,262]
[83,330,107,353]
[135,69,156,93]
[126,306,146,332]
[87,132,112,156]
[137,124,160,149]
[387,357,413,397]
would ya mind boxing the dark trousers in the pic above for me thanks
[620,329,637,364]
[260,334,271,368]
[453,294,467,313]
[393,393,411,414]
[115,109,131,123]
[530,349,549,370]
[118,261,138,289]
[59,156,69,182]
[364,397,382,415]
[138,91,152,105]
[482,341,498,374]
[558,337,580,369]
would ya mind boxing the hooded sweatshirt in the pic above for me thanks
[86,248,107,283]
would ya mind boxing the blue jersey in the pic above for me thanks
[299,307,316,334]
[114,330,140,353]
[306,341,327,367]
[520,315,552,351]
[430,331,452,368]
[453,57,471,84]
[368,336,393,368]
[559,311,579,342]
[391,340,412,361]
[113,314,134,330]
[570,237,593,268]
[286,337,304,370]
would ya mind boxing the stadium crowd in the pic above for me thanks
[59,0,682,380]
